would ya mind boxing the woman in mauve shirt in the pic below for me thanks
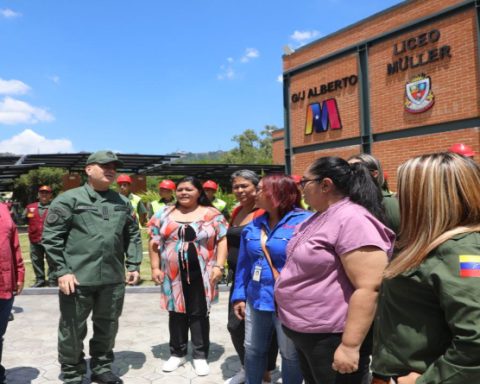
[275,157,395,384]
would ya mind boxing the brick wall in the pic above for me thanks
[369,8,479,133]
[284,0,479,187]
[374,127,480,191]
[289,54,360,148]
[284,0,465,71]
[292,145,361,176]
[272,129,285,164]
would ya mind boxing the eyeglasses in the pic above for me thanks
[299,178,322,189]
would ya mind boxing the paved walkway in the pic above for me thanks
[4,287,280,384]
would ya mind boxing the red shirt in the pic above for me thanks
[0,203,25,299]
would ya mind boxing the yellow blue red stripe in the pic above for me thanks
[459,255,480,277]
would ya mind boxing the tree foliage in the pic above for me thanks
[14,167,65,207]
[220,125,276,164]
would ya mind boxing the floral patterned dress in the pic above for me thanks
[148,206,228,313]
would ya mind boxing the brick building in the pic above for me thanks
[275,0,480,190]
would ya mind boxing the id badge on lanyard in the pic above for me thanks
[252,265,262,282]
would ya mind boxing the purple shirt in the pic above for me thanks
[275,198,395,333]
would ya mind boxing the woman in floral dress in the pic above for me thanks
[148,176,228,377]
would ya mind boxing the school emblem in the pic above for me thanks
[404,74,435,114]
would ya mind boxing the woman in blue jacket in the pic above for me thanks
[232,174,311,384]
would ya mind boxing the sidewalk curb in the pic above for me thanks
[21,283,231,295]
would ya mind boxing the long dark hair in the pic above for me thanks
[347,153,390,192]
[175,176,213,208]
[309,156,386,223]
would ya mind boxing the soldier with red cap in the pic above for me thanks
[203,180,229,219]
[148,179,176,218]
[448,143,475,158]
[24,185,55,287]
[116,174,147,227]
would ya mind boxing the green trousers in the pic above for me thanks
[30,242,56,285]
[58,283,125,383]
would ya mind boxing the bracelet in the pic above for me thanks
[213,265,225,272]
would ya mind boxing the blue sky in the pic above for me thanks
[0,0,403,155]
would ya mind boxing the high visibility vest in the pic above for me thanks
[212,198,227,212]
[129,193,142,227]
[150,199,175,217]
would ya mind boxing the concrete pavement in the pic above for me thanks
[3,287,281,384]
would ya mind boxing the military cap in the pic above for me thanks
[86,150,123,167]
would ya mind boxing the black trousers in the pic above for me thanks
[0,297,13,382]
[227,284,278,370]
[169,275,209,359]
[283,325,372,384]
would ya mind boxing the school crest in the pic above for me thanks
[404,74,435,114]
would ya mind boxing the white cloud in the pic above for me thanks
[217,64,235,80]
[48,75,60,85]
[1,8,21,18]
[277,75,283,83]
[240,48,260,63]
[290,30,321,45]
[0,97,54,125]
[217,48,259,80]
[0,78,31,95]
[0,129,74,154]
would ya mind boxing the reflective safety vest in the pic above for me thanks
[129,193,142,227]
[150,199,175,217]
[212,197,227,212]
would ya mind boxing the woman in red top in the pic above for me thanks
[0,202,25,384]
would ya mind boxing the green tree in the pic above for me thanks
[14,167,65,207]
[221,125,276,164]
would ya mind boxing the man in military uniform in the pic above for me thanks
[24,185,55,287]
[43,151,143,384]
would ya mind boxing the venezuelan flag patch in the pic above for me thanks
[459,255,480,277]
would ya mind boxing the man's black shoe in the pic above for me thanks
[91,372,123,384]
[31,281,45,288]
[48,281,58,287]
[8,312,13,321]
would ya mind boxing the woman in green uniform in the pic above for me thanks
[372,152,480,384]
[348,154,399,234]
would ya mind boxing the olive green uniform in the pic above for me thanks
[43,183,142,383]
[372,232,480,383]
[382,190,400,234]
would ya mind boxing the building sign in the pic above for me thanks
[292,75,357,104]
[305,99,342,135]
[404,74,435,113]
[387,29,451,75]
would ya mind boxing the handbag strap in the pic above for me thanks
[260,227,280,280]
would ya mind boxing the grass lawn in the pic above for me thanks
[19,228,155,287]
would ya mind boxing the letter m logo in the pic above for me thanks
[304,99,342,135]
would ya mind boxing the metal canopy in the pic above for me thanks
[139,163,285,180]
[15,153,179,173]
[0,163,43,191]
[0,153,286,191]
[0,152,179,192]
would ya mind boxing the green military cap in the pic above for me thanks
[86,150,123,167]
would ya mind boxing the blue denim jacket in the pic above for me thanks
[231,208,311,312]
